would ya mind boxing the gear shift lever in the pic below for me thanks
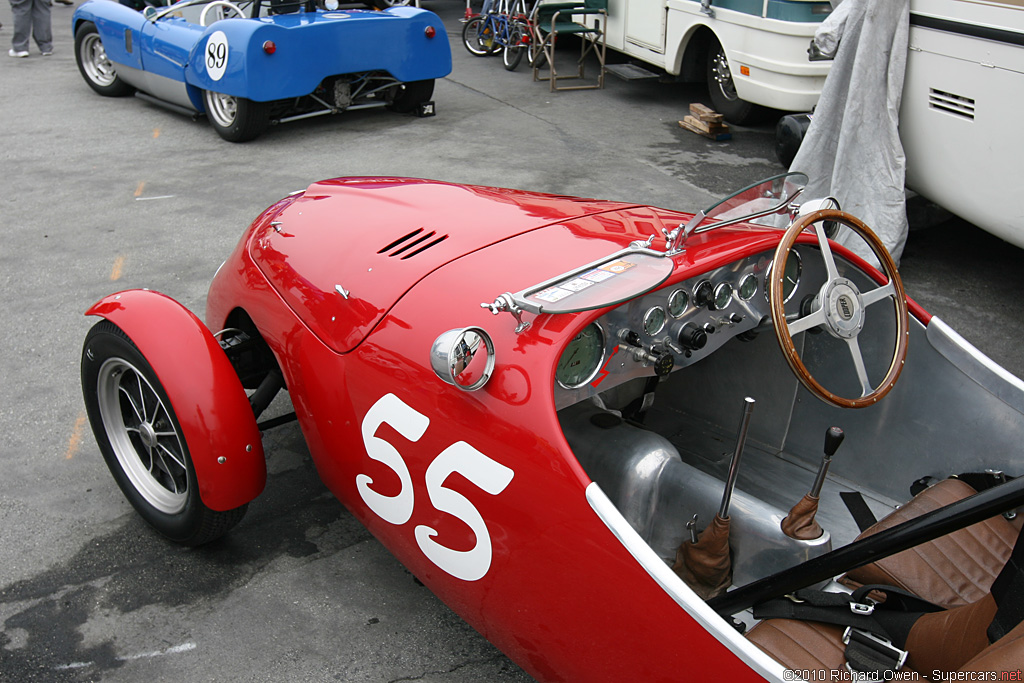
[673,397,755,599]
[781,426,844,540]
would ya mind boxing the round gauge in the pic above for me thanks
[556,323,606,389]
[738,273,758,301]
[668,289,688,318]
[713,283,733,310]
[644,306,667,336]
[693,280,713,308]
[765,251,803,303]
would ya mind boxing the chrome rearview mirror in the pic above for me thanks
[430,327,495,391]
[794,196,842,239]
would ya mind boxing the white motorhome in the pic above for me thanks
[600,0,833,123]
[901,0,1024,249]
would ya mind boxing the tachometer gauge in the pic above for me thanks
[556,323,606,389]
[738,273,758,301]
[713,283,733,310]
[765,251,803,303]
[668,289,688,318]
[643,306,667,336]
[693,280,713,308]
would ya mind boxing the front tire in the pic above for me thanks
[706,39,763,125]
[74,22,133,97]
[463,16,500,56]
[502,21,527,71]
[203,89,270,142]
[82,320,247,546]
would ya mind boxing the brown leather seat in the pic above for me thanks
[747,593,1024,676]
[844,478,1018,607]
[747,477,1023,676]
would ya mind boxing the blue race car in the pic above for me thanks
[72,0,452,141]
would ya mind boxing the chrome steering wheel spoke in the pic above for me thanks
[860,280,897,308]
[787,306,827,337]
[845,336,873,397]
[813,223,842,283]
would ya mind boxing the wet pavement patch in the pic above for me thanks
[0,457,371,680]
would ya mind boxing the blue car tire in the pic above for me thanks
[387,79,435,114]
[203,90,271,143]
[75,22,133,97]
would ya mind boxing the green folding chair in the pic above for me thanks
[530,0,607,91]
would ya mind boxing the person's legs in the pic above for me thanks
[9,0,33,54]
[31,0,53,53]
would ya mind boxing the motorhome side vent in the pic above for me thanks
[929,88,975,120]
[378,228,449,259]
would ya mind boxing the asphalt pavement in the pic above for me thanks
[1,1,1022,681]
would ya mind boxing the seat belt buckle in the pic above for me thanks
[842,627,908,672]
[849,601,874,616]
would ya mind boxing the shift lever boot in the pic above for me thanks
[781,493,824,540]
[673,514,732,599]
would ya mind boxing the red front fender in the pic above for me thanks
[86,290,266,511]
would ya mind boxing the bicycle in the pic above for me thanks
[462,0,537,71]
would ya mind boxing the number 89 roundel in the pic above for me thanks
[205,31,229,81]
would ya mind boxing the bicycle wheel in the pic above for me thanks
[463,16,501,56]
[503,20,527,71]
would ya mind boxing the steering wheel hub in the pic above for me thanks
[822,278,865,340]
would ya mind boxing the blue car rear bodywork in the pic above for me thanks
[72,0,452,140]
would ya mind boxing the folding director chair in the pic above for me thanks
[531,0,607,91]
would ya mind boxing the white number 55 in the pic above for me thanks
[358,393,515,582]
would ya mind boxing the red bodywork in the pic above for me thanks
[97,178,931,681]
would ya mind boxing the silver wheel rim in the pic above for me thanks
[206,91,237,128]
[711,48,739,102]
[81,33,117,87]
[96,358,188,514]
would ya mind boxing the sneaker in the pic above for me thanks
[9,49,30,58]
[41,50,53,56]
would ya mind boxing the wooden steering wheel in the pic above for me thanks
[769,209,909,409]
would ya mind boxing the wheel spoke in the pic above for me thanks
[151,448,181,494]
[119,382,146,425]
[861,280,896,308]
[142,440,156,470]
[846,337,873,397]
[136,372,153,422]
[156,440,187,472]
[787,307,828,336]
[813,224,842,282]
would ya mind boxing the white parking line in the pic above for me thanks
[55,642,197,670]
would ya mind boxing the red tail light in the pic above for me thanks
[425,26,436,39]
[262,40,276,54]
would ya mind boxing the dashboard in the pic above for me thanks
[553,247,807,410]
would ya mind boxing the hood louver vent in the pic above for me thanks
[929,88,975,120]
[378,228,449,260]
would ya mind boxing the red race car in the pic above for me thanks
[80,175,1024,681]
